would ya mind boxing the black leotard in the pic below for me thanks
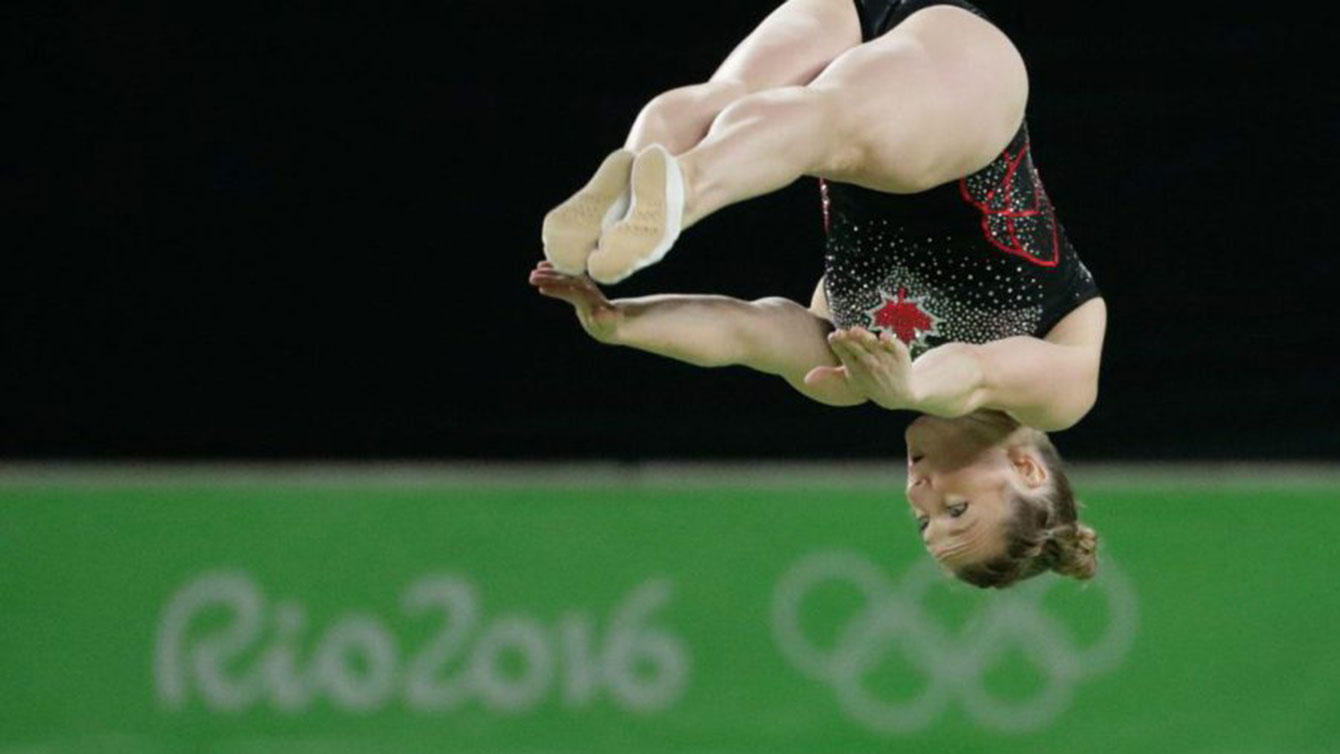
[822,0,1100,358]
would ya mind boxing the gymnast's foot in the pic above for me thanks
[541,148,635,275]
[587,144,685,285]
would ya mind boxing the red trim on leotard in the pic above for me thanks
[958,141,1061,268]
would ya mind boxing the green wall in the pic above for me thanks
[2,469,1338,753]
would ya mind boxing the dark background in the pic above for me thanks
[5,2,1336,460]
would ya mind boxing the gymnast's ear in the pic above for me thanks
[1008,445,1049,489]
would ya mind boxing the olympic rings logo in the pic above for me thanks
[771,551,1138,733]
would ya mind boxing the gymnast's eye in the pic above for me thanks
[948,502,969,518]
[916,516,929,532]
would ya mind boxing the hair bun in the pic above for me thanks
[1048,522,1099,580]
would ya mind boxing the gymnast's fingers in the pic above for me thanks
[878,334,911,363]
[840,329,884,360]
[833,336,880,372]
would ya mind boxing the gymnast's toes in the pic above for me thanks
[585,145,684,285]
[541,148,634,275]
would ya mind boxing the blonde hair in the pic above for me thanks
[952,433,1098,589]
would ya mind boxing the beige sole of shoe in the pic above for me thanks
[541,149,634,275]
[587,145,684,284]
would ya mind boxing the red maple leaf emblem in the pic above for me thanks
[867,287,938,346]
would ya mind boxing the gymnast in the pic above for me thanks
[533,0,1105,588]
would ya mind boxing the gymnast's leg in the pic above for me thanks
[586,5,1029,284]
[625,0,861,153]
[541,0,860,276]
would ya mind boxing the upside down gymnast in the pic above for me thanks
[532,0,1106,588]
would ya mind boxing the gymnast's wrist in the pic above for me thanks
[902,375,950,416]
[590,301,628,346]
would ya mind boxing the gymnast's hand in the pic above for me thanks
[529,261,622,344]
[805,327,916,410]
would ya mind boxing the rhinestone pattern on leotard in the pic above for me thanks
[821,123,1098,360]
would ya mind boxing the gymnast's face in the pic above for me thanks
[904,414,1048,569]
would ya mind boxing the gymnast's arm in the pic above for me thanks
[528,263,865,407]
[907,337,1101,431]
[816,317,1104,431]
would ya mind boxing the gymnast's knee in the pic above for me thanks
[630,81,750,153]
